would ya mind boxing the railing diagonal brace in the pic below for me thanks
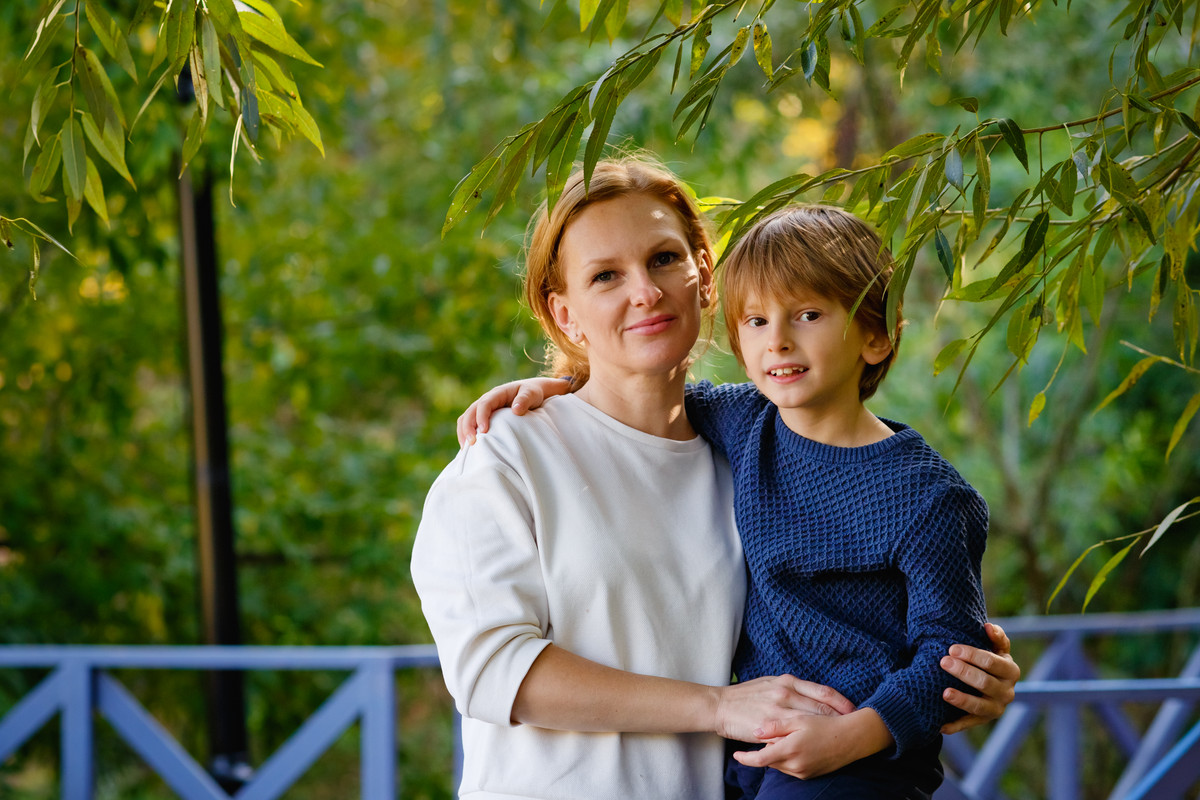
[97,672,229,800]
[0,667,66,763]
[234,667,369,800]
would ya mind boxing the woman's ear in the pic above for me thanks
[861,328,894,365]
[697,251,715,309]
[548,291,582,343]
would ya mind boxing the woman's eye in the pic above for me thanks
[592,270,615,284]
[652,251,679,267]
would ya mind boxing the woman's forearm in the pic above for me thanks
[511,644,721,733]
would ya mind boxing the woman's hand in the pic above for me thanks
[713,674,856,743]
[940,622,1021,734]
[732,709,893,780]
[457,377,572,445]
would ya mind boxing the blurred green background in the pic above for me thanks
[1,1,1198,797]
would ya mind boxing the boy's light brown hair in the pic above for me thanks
[719,204,903,401]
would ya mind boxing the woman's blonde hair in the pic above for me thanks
[523,156,716,386]
[720,204,902,401]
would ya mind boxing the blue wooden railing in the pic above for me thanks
[0,645,454,800]
[1,609,1198,799]
[936,608,1200,800]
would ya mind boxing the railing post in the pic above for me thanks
[361,660,396,800]
[60,659,94,800]
[1047,633,1083,800]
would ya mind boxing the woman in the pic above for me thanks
[411,157,1018,800]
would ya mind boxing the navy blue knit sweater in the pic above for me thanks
[686,381,990,757]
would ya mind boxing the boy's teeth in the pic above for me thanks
[770,367,806,376]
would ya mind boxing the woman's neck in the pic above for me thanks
[575,368,694,440]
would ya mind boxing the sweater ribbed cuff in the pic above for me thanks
[861,682,932,758]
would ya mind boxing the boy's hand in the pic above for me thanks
[714,674,856,744]
[732,709,893,779]
[456,377,572,445]
[940,622,1020,734]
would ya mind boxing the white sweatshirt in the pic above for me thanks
[412,394,745,800]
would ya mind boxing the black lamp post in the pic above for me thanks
[178,66,252,792]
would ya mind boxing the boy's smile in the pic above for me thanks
[737,291,892,442]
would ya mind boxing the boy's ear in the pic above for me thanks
[861,328,893,365]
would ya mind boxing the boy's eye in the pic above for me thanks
[799,311,821,322]
[745,316,767,328]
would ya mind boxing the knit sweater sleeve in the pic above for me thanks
[859,482,990,756]
[410,437,553,727]
[684,381,764,458]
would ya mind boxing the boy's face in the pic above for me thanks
[734,290,892,432]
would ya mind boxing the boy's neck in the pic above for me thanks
[777,403,894,448]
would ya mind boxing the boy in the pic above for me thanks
[462,205,991,799]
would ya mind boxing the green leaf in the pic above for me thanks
[1098,156,1139,203]
[799,40,818,83]
[580,0,599,31]
[75,46,122,138]
[1082,541,1136,611]
[17,0,67,85]
[180,105,208,174]
[951,96,979,113]
[1051,158,1077,215]
[239,11,322,67]
[934,228,954,281]
[882,132,943,164]
[1094,356,1161,413]
[1022,210,1050,261]
[82,157,108,225]
[30,133,63,199]
[690,20,711,79]
[1,218,13,249]
[546,111,587,212]
[663,0,683,26]
[603,0,629,41]
[239,0,282,24]
[997,118,1028,171]
[86,0,137,82]
[752,20,773,79]
[202,15,226,108]
[61,116,87,203]
[1028,391,1046,426]
[1179,111,1200,138]
[934,338,970,375]
[443,156,500,236]
[1143,496,1200,554]
[30,71,61,147]
[161,0,198,73]
[729,25,750,67]
[944,147,964,190]
[240,59,261,142]
[585,80,622,184]
[80,112,134,188]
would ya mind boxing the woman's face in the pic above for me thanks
[549,193,712,384]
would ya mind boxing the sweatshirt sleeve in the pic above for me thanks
[410,440,553,726]
[859,483,990,756]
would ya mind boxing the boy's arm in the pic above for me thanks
[860,484,992,756]
[730,708,894,779]
[457,377,572,445]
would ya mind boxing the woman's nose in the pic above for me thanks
[629,271,664,307]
